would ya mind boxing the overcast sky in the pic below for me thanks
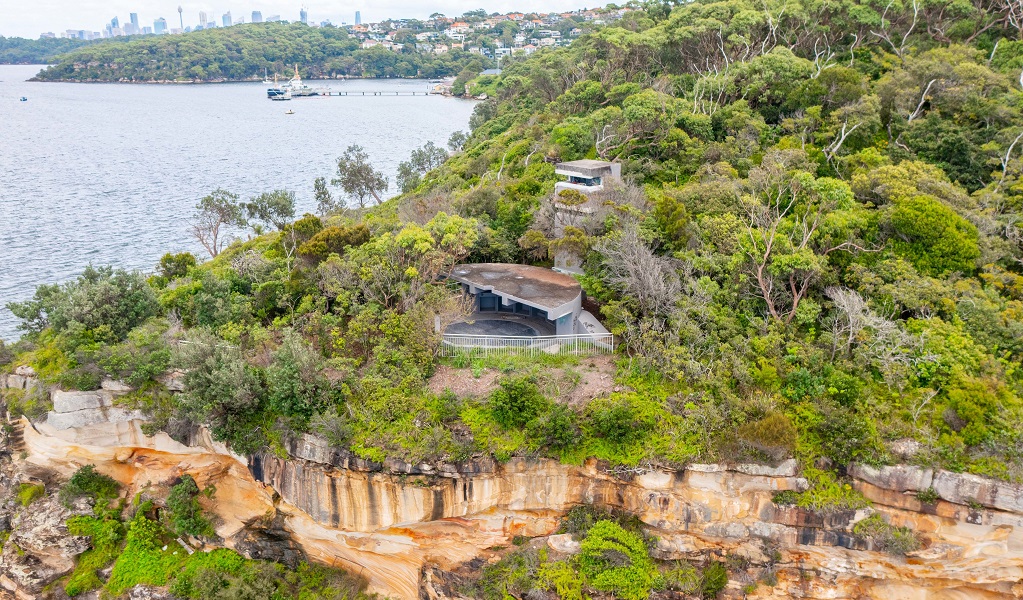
[2,0,596,38]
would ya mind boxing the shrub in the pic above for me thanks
[16,483,44,507]
[174,330,267,454]
[853,513,921,556]
[527,403,581,452]
[663,561,701,593]
[165,475,215,538]
[558,505,645,538]
[490,376,549,429]
[60,465,119,506]
[298,224,372,262]
[158,252,198,281]
[587,394,657,446]
[890,194,980,276]
[6,265,159,342]
[473,547,542,600]
[917,487,939,504]
[168,548,246,598]
[737,411,796,461]
[265,330,330,422]
[96,319,171,386]
[537,560,585,600]
[310,406,355,449]
[4,388,50,421]
[771,490,800,506]
[701,561,729,598]
[797,468,870,514]
[577,520,660,600]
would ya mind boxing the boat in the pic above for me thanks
[267,73,287,99]
[270,90,292,101]
[285,109,295,114]
[19,97,27,102]
[261,68,273,85]
[280,64,329,97]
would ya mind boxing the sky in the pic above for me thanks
[2,0,597,38]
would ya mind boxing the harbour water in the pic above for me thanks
[0,65,475,341]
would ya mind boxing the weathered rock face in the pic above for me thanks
[5,376,1023,600]
[0,494,91,596]
[252,453,1023,598]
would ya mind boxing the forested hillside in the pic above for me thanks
[4,0,1023,514]
[31,22,491,81]
[0,36,96,64]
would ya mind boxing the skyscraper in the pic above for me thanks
[222,11,232,26]
[199,11,207,27]
[355,11,361,24]
[300,7,308,24]
[178,6,183,29]
[154,17,168,34]
[111,17,120,29]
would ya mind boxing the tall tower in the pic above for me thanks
[199,11,207,27]
[178,6,183,29]
[355,11,361,24]
[300,6,308,24]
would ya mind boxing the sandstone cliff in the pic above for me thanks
[2,372,1023,599]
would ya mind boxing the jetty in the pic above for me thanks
[317,90,432,96]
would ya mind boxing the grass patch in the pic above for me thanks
[16,483,44,507]
[105,508,189,595]
[853,513,921,556]
[794,468,870,514]
[64,513,125,596]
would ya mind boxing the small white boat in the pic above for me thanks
[285,109,295,114]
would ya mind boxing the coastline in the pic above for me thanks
[25,74,456,84]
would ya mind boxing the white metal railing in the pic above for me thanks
[441,333,614,356]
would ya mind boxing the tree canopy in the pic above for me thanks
[31,22,494,82]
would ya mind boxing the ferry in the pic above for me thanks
[270,90,292,101]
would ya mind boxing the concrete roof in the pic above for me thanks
[449,263,581,318]
[555,159,616,178]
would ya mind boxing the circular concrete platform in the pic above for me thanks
[445,319,540,337]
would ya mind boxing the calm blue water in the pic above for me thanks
[0,65,474,341]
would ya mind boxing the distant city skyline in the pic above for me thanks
[2,0,593,39]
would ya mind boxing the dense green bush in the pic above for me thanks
[577,520,661,600]
[889,195,980,276]
[490,376,549,429]
[701,561,729,598]
[59,465,119,506]
[6,265,158,342]
[164,475,215,538]
[174,330,267,454]
[266,330,331,423]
